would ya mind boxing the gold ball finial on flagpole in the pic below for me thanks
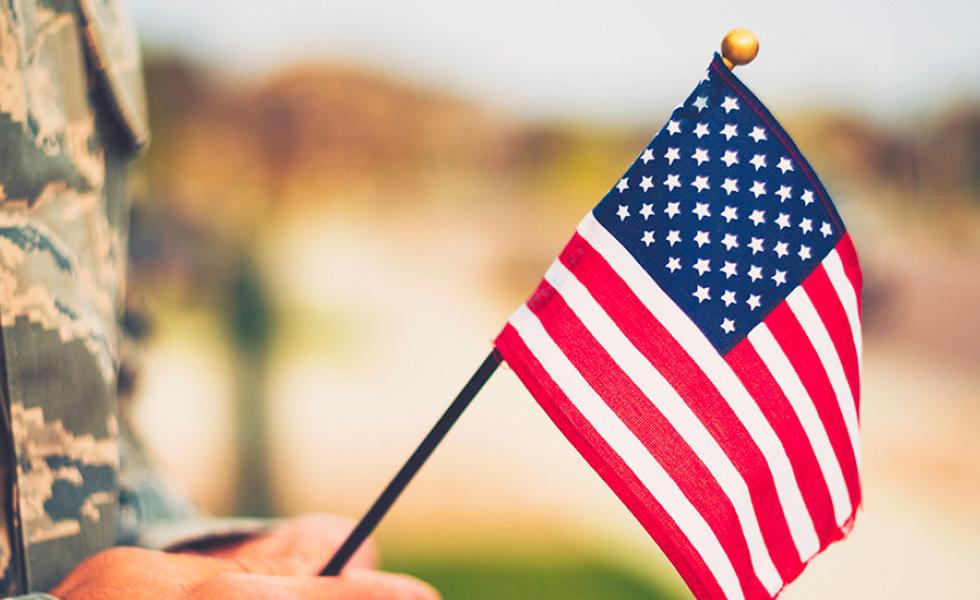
[721,28,759,69]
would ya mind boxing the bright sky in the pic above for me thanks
[128,0,980,123]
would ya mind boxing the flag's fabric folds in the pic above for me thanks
[495,54,862,600]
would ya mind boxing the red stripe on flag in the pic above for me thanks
[558,234,801,581]
[495,324,728,600]
[725,340,838,548]
[764,304,862,508]
[802,267,860,407]
[527,280,769,599]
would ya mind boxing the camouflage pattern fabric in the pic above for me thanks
[0,0,155,594]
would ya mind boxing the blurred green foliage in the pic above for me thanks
[384,552,681,600]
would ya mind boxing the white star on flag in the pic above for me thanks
[692,203,711,220]
[692,148,710,165]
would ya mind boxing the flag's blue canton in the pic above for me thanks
[594,55,845,354]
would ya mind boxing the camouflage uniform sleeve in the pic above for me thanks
[0,0,141,591]
[0,1,267,592]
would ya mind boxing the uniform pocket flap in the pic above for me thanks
[78,0,150,152]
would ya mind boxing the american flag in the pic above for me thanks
[495,54,862,600]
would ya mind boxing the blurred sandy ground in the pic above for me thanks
[124,54,980,598]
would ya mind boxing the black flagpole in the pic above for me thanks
[321,349,503,576]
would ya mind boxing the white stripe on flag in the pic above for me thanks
[543,260,783,594]
[785,288,862,469]
[821,250,862,378]
[577,212,820,561]
[508,305,744,600]
[747,324,853,526]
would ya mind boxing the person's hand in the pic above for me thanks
[51,514,438,599]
